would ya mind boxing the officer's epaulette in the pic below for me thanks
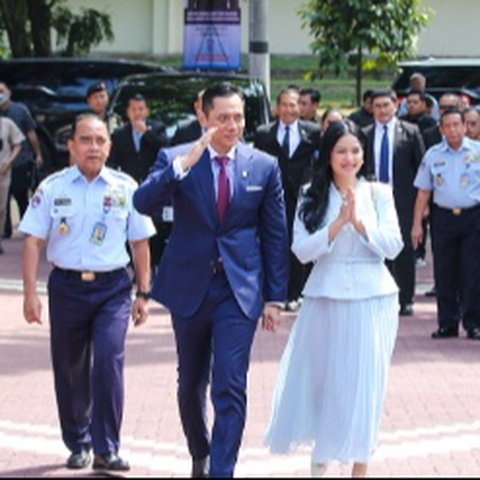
[40,166,72,187]
[108,168,138,187]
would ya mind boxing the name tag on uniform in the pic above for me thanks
[162,206,174,222]
[90,221,107,245]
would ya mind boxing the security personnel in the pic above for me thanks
[412,107,480,341]
[20,114,156,471]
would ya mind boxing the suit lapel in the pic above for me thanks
[193,151,217,225]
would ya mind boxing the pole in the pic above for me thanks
[248,0,270,99]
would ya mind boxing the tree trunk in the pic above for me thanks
[26,0,52,57]
[0,0,32,57]
[356,45,362,107]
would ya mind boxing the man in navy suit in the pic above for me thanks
[133,83,289,478]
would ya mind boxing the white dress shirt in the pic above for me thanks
[277,120,300,157]
[374,118,396,186]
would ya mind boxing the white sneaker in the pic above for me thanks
[310,461,327,477]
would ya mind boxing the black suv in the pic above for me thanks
[108,71,271,144]
[0,57,171,174]
[392,58,480,106]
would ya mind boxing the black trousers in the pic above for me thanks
[432,206,480,330]
[4,163,33,237]
[386,210,415,307]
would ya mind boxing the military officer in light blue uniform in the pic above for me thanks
[412,107,480,341]
[20,114,156,471]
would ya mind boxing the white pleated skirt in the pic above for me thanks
[264,294,398,464]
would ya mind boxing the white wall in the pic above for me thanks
[64,0,479,58]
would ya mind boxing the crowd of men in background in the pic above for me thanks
[2,72,480,340]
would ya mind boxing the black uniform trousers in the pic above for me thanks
[432,205,480,330]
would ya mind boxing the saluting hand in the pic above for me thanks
[178,127,217,171]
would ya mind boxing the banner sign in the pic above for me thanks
[183,6,241,70]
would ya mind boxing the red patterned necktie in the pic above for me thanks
[215,156,230,222]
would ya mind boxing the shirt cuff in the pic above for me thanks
[172,156,189,180]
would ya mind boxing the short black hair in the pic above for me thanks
[440,107,464,125]
[276,86,300,105]
[371,88,397,103]
[300,87,321,104]
[86,81,108,99]
[127,93,147,107]
[201,83,244,114]
[70,113,108,139]
[406,88,427,102]
[362,89,374,102]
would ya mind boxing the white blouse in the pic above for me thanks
[292,178,403,300]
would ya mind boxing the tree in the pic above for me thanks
[0,0,113,58]
[298,0,431,105]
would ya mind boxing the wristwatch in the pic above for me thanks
[135,290,150,300]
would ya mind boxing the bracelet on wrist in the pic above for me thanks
[135,290,150,300]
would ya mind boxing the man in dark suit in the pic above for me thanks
[254,86,320,311]
[108,94,168,270]
[364,88,425,316]
[171,90,205,146]
[133,83,288,478]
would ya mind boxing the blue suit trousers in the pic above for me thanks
[172,271,258,478]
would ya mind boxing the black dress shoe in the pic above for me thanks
[399,304,414,316]
[425,286,436,297]
[467,328,480,340]
[191,457,209,478]
[66,449,91,469]
[93,452,130,471]
[431,326,459,339]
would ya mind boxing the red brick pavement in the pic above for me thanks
[0,235,479,477]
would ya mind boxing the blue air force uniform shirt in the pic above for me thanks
[19,165,156,271]
[414,137,480,209]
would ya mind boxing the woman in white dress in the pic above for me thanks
[264,120,403,477]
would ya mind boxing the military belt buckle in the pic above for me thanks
[452,208,462,215]
[81,271,96,282]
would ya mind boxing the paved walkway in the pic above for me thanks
[0,235,479,477]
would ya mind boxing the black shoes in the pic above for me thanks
[467,328,480,340]
[399,303,414,316]
[425,286,437,297]
[93,452,130,471]
[431,326,459,339]
[66,449,91,469]
[191,457,209,478]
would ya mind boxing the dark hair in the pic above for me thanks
[406,88,426,102]
[362,89,374,102]
[440,107,464,125]
[371,88,397,103]
[70,113,107,139]
[127,93,147,107]
[276,86,300,104]
[299,120,366,233]
[300,87,321,104]
[86,81,107,98]
[321,107,343,124]
[202,82,244,115]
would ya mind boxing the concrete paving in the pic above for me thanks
[0,234,479,477]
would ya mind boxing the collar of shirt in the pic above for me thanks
[70,164,115,186]
[207,145,236,163]
[278,119,299,137]
[375,117,396,135]
[277,119,300,151]
[440,136,472,154]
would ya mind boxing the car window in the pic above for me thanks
[110,74,270,143]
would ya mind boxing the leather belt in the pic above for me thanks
[436,204,480,215]
[54,267,126,282]
[212,258,225,274]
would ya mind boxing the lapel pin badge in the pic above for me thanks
[242,170,249,178]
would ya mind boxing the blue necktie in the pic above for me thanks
[379,125,389,183]
[282,125,290,158]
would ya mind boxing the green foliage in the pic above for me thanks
[0,0,114,57]
[298,0,431,104]
[53,4,113,56]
